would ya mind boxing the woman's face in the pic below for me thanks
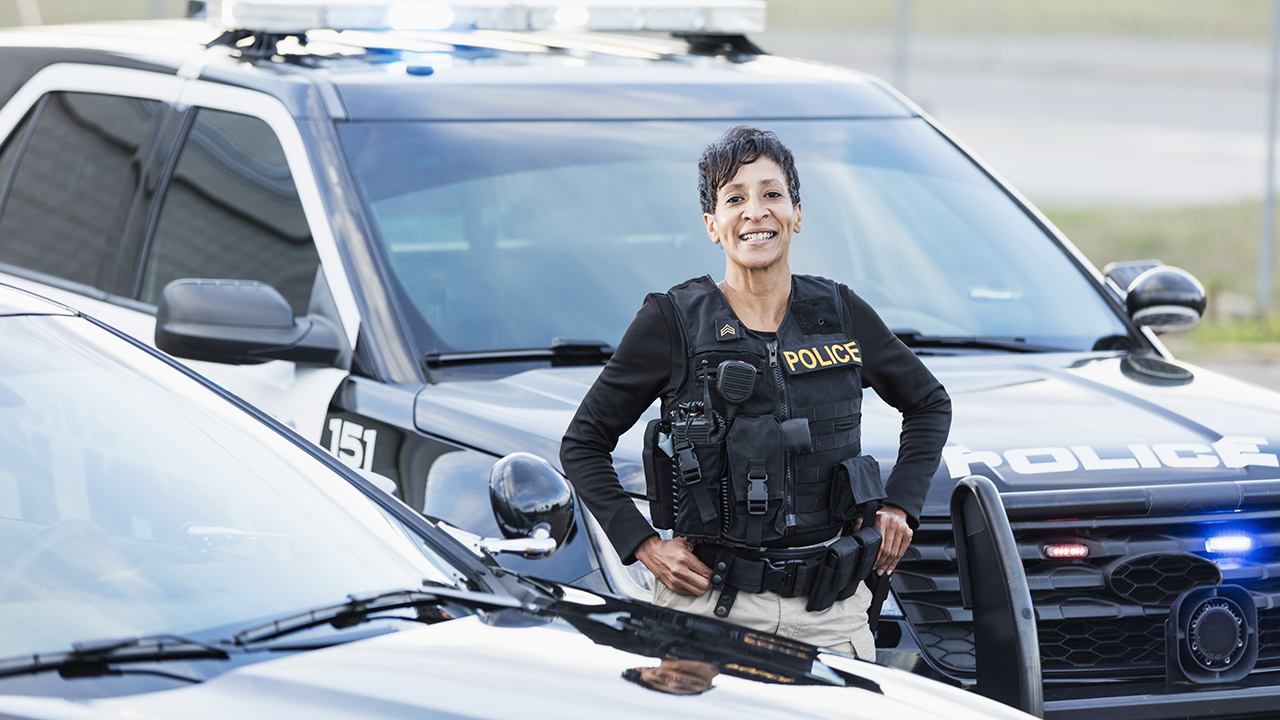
[704,157,801,275]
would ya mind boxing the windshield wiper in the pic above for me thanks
[0,634,230,682]
[424,338,613,368]
[893,331,1070,354]
[233,588,523,646]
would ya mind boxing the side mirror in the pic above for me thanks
[1125,266,1207,334]
[155,279,346,366]
[488,452,575,558]
[1103,259,1163,297]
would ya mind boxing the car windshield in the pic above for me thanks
[0,314,459,660]
[339,118,1127,357]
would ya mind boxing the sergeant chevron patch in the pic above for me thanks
[716,319,740,341]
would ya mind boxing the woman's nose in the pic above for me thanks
[742,194,769,219]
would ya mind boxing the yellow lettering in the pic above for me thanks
[798,349,818,369]
[783,351,800,373]
[814,346,833,367]
[829,344,849,364]
[844,341,861,363]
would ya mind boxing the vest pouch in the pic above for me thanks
[642,418,676,530]
[724,416,786,546]
[830,455,885,525]
[671,435,724,539]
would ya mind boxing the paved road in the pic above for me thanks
[1191,354,1280,391]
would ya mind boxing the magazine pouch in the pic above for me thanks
[806,526,884,612]
[724,415,786,547]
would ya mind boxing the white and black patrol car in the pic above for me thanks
[0,2,1278,717]
[0,281,1038,720]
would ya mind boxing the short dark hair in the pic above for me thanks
[697,125,800,215]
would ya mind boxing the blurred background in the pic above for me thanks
[2,0,1278,387]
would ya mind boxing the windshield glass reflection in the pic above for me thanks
[339,119,1127,357]
[0,316,456,660]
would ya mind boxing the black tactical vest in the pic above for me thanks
[643,275,884,548]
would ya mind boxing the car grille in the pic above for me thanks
[895,510,1280,681]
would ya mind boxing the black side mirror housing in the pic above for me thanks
[155,278,346,367]
[489,452,575,553]
[1124,266,1207,334]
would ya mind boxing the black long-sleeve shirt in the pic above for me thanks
[561,282,951,565]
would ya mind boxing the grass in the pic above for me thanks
[764,0,1272,43]
[1161,315,1280,361]
[2,0,1272,41]
[1041,201,1280,347]
[0,0,188,28]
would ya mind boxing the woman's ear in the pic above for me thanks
[705,213,720,244]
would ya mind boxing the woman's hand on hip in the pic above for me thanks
[635,535,712,596]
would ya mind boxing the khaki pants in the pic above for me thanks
[653,578,877,661]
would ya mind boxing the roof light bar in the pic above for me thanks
[206,0,765,34]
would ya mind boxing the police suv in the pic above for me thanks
[0,2,1279,717]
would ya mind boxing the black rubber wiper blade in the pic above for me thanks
[234,588,523,646]
[0,634,230,681]
[893,331,1069,354]
[424,338,613,368]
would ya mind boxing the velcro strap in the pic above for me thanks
[793,495,829,513]
[811,428,859,454]
[793,399,859,423]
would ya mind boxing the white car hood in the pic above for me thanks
[0,617,1029,720]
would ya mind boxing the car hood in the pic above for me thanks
[413,352,1280,516]
[0,592,1029,720]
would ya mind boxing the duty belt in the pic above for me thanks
[694,543,825,598]
[692,533,878,619]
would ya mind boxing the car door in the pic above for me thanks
[0,64,359,443]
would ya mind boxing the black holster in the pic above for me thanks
[806,526,882,612]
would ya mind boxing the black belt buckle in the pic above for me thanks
[761,557,801,596]
[747,460,768,515]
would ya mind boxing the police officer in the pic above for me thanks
[561,125,950,659]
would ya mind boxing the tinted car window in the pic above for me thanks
[141,109,319,315]
[0,93,163,290]
[339,119,1128,355]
